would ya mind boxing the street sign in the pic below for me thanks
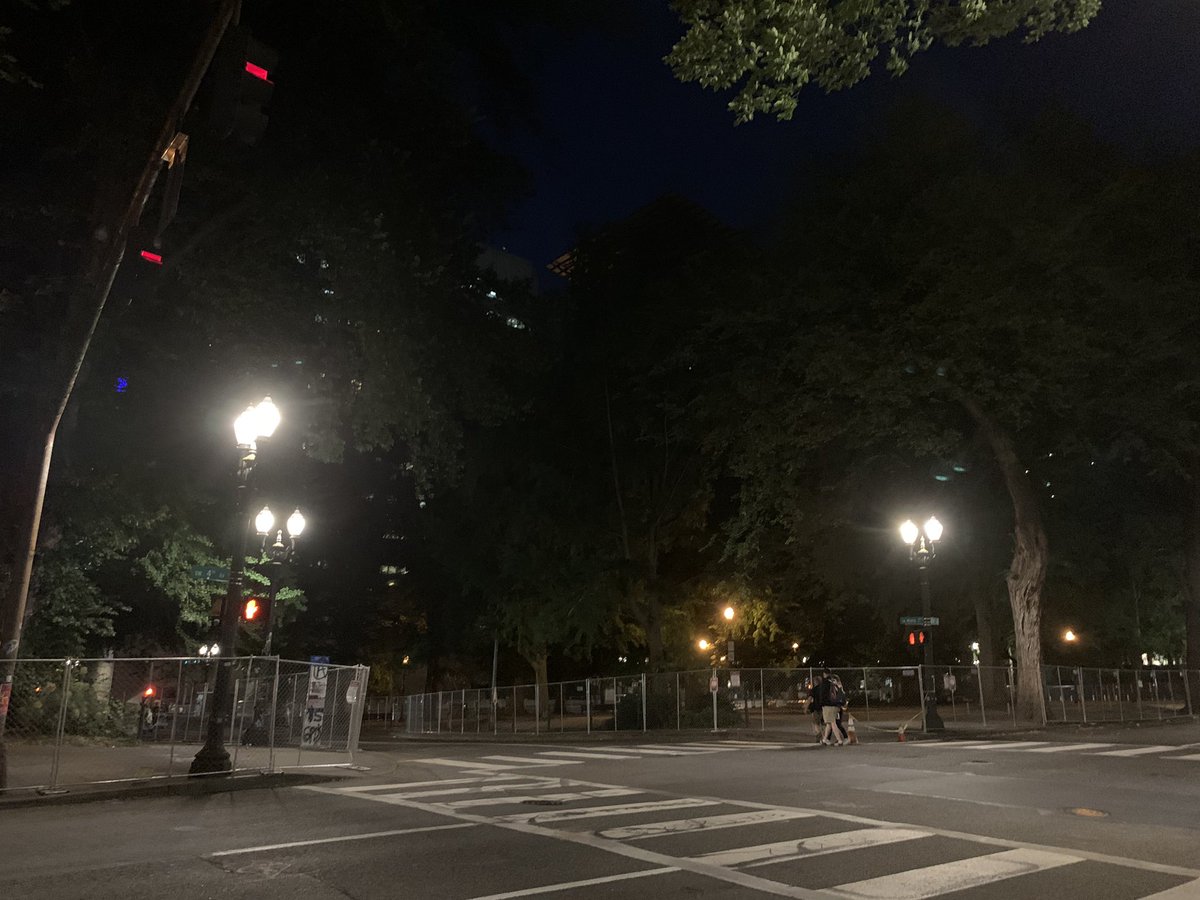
[709,674,718,693]
[191,564,230,583]
[899,615,940,627]
[729,672,741,688]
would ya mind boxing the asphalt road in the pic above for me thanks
[5,728,1200,899]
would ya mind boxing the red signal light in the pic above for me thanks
[244,598,261,621]
[143,685,156,698]
[139,250,163,265]
[907,632,916,646]
[244,61,271,82]
[918,631,926,644]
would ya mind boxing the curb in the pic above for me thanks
[0,770,347,811]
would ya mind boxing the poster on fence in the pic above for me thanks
[302,664,329,748]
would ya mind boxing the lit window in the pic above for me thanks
[505,317,526,330]
[380,564,398,575]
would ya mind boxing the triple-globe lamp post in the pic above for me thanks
[191,397,280,776]
[899,516,945,732]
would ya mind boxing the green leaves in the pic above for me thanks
[667,0,1100,122]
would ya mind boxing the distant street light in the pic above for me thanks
[697,639,710,652]
[256,506,306,656]
[900,516,945,732]
[191,397,280,777]
[723,605,735,621]
[791,642,800,651]
[1063,629,1078,643]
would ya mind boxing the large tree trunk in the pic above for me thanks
[1184,459,1200,672]
[961,397,1047,724]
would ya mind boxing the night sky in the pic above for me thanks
[489,0,1200,274]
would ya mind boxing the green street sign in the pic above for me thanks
[190,565,230,583]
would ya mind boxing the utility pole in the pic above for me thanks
[0,0,241,790]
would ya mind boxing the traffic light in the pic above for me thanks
[207,26,278,144]
[905,630,926,647]
[142,685,156,699]
[243,597,263,622]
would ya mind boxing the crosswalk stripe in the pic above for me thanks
[633,744,734,753]
[600,808,814,840]
[711,740,789,748]
[921,741,991,749]
[537,750,644,760]
[967,741,1053,751]
[1141,878,1200,898]
[338,774,523,792]
[416,758,517,770]
[1169,753,1200,761]
[1093,745,1179,757]
[825,847,1081,899]
[1025,742,1115,753]
[381,780,558,800]
[498,798,721,824]
[482,755,583,767]
[612,746,710,756]
[445,787,642,809]
[697,828,931,867]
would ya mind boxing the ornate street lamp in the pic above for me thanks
[900,516,945,731]
[191,397,280,776]
[254,506,306,656]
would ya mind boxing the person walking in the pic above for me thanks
[820,673,847,746]
[807,674,825,743]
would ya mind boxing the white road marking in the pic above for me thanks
[963,741,1053,751]
[209,822,476,857]
[1024,742,1115,753]
[711,740,789,748]
[920,741,992,749]
[337,774,523,792]
[1093,745,1180,757]
[415,757,519,770]
[825,847,1081,899]
[614,746,713,756]
[600,809,814,840]
[1142,878,1200,898]
[482,755,583,767]
[498,798,720,825]
[463,867,678,900]
[444,787,642,809]
[537,750,644,760]
[1168,753,1200,761]
[380,780,561,800]
[697,828,930,867]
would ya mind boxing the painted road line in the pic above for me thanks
[463,867,678,900]
[826,847,1081,899]
[1168,753,1200,761]
[337,774,524,792]
[633,744,731,753]
[919,741,992,749]
[499,798,721,825]
[415,758,521,770]
[600,809,814,841]
[445,787,643,809]
[698,828,931,868]
[210,822,476,857]
[1025,742,1116,753]
[965,741,1054,751]
[1093,745,1180,757]
[381,779,562,800]
[537,750,644,760]
[482,755,583,767]
[711,740,789,748]
[1142,878,1200,898]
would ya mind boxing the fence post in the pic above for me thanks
[535,683,540,735]
[760,669,766,731]
[612,678,618,732]
[1153,671,1163,720]
[1183,669,1193,717]
[862,668,870,723]
[918,665,928,733]
[1056,667,1067,722]
[47,660,75,790]
[586,679,592,735]
[676,672,681,731]
[711,668,718,733]
[559,682,564,733]
[230,673,243,771]
[512,685,517,733]
[976,665,987,727]
[1136,670,1144,720]
[1116,670,1125,722]
[267,657,281,773]
[167,659,184,776]
[1076,668,1087,724]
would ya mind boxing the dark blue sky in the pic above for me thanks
[488,0,1200,274]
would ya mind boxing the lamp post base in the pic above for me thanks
[924,694,945,732]
[189,744,232,776]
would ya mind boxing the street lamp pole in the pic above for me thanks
[191,398,279,776]
[901,516,945,732]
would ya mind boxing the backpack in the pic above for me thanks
[826,681,845,706]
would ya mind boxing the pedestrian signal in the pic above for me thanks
[906,630,926,646]
[244,597,262,621]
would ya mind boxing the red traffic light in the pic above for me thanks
[907,631,916,646]
[143,685,156,698]
[244,598,261,621]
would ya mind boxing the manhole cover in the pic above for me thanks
[521,799,565,806]
[1067,807,1108,818]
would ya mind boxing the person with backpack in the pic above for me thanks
[820,673,847,746]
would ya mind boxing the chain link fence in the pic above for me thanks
[2,656,369,795]
[400,664,1198,736]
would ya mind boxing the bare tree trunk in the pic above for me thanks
[1184,459,1200,671]
[961,397,1047,723]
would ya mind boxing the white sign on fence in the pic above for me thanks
[302,665,329,748]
